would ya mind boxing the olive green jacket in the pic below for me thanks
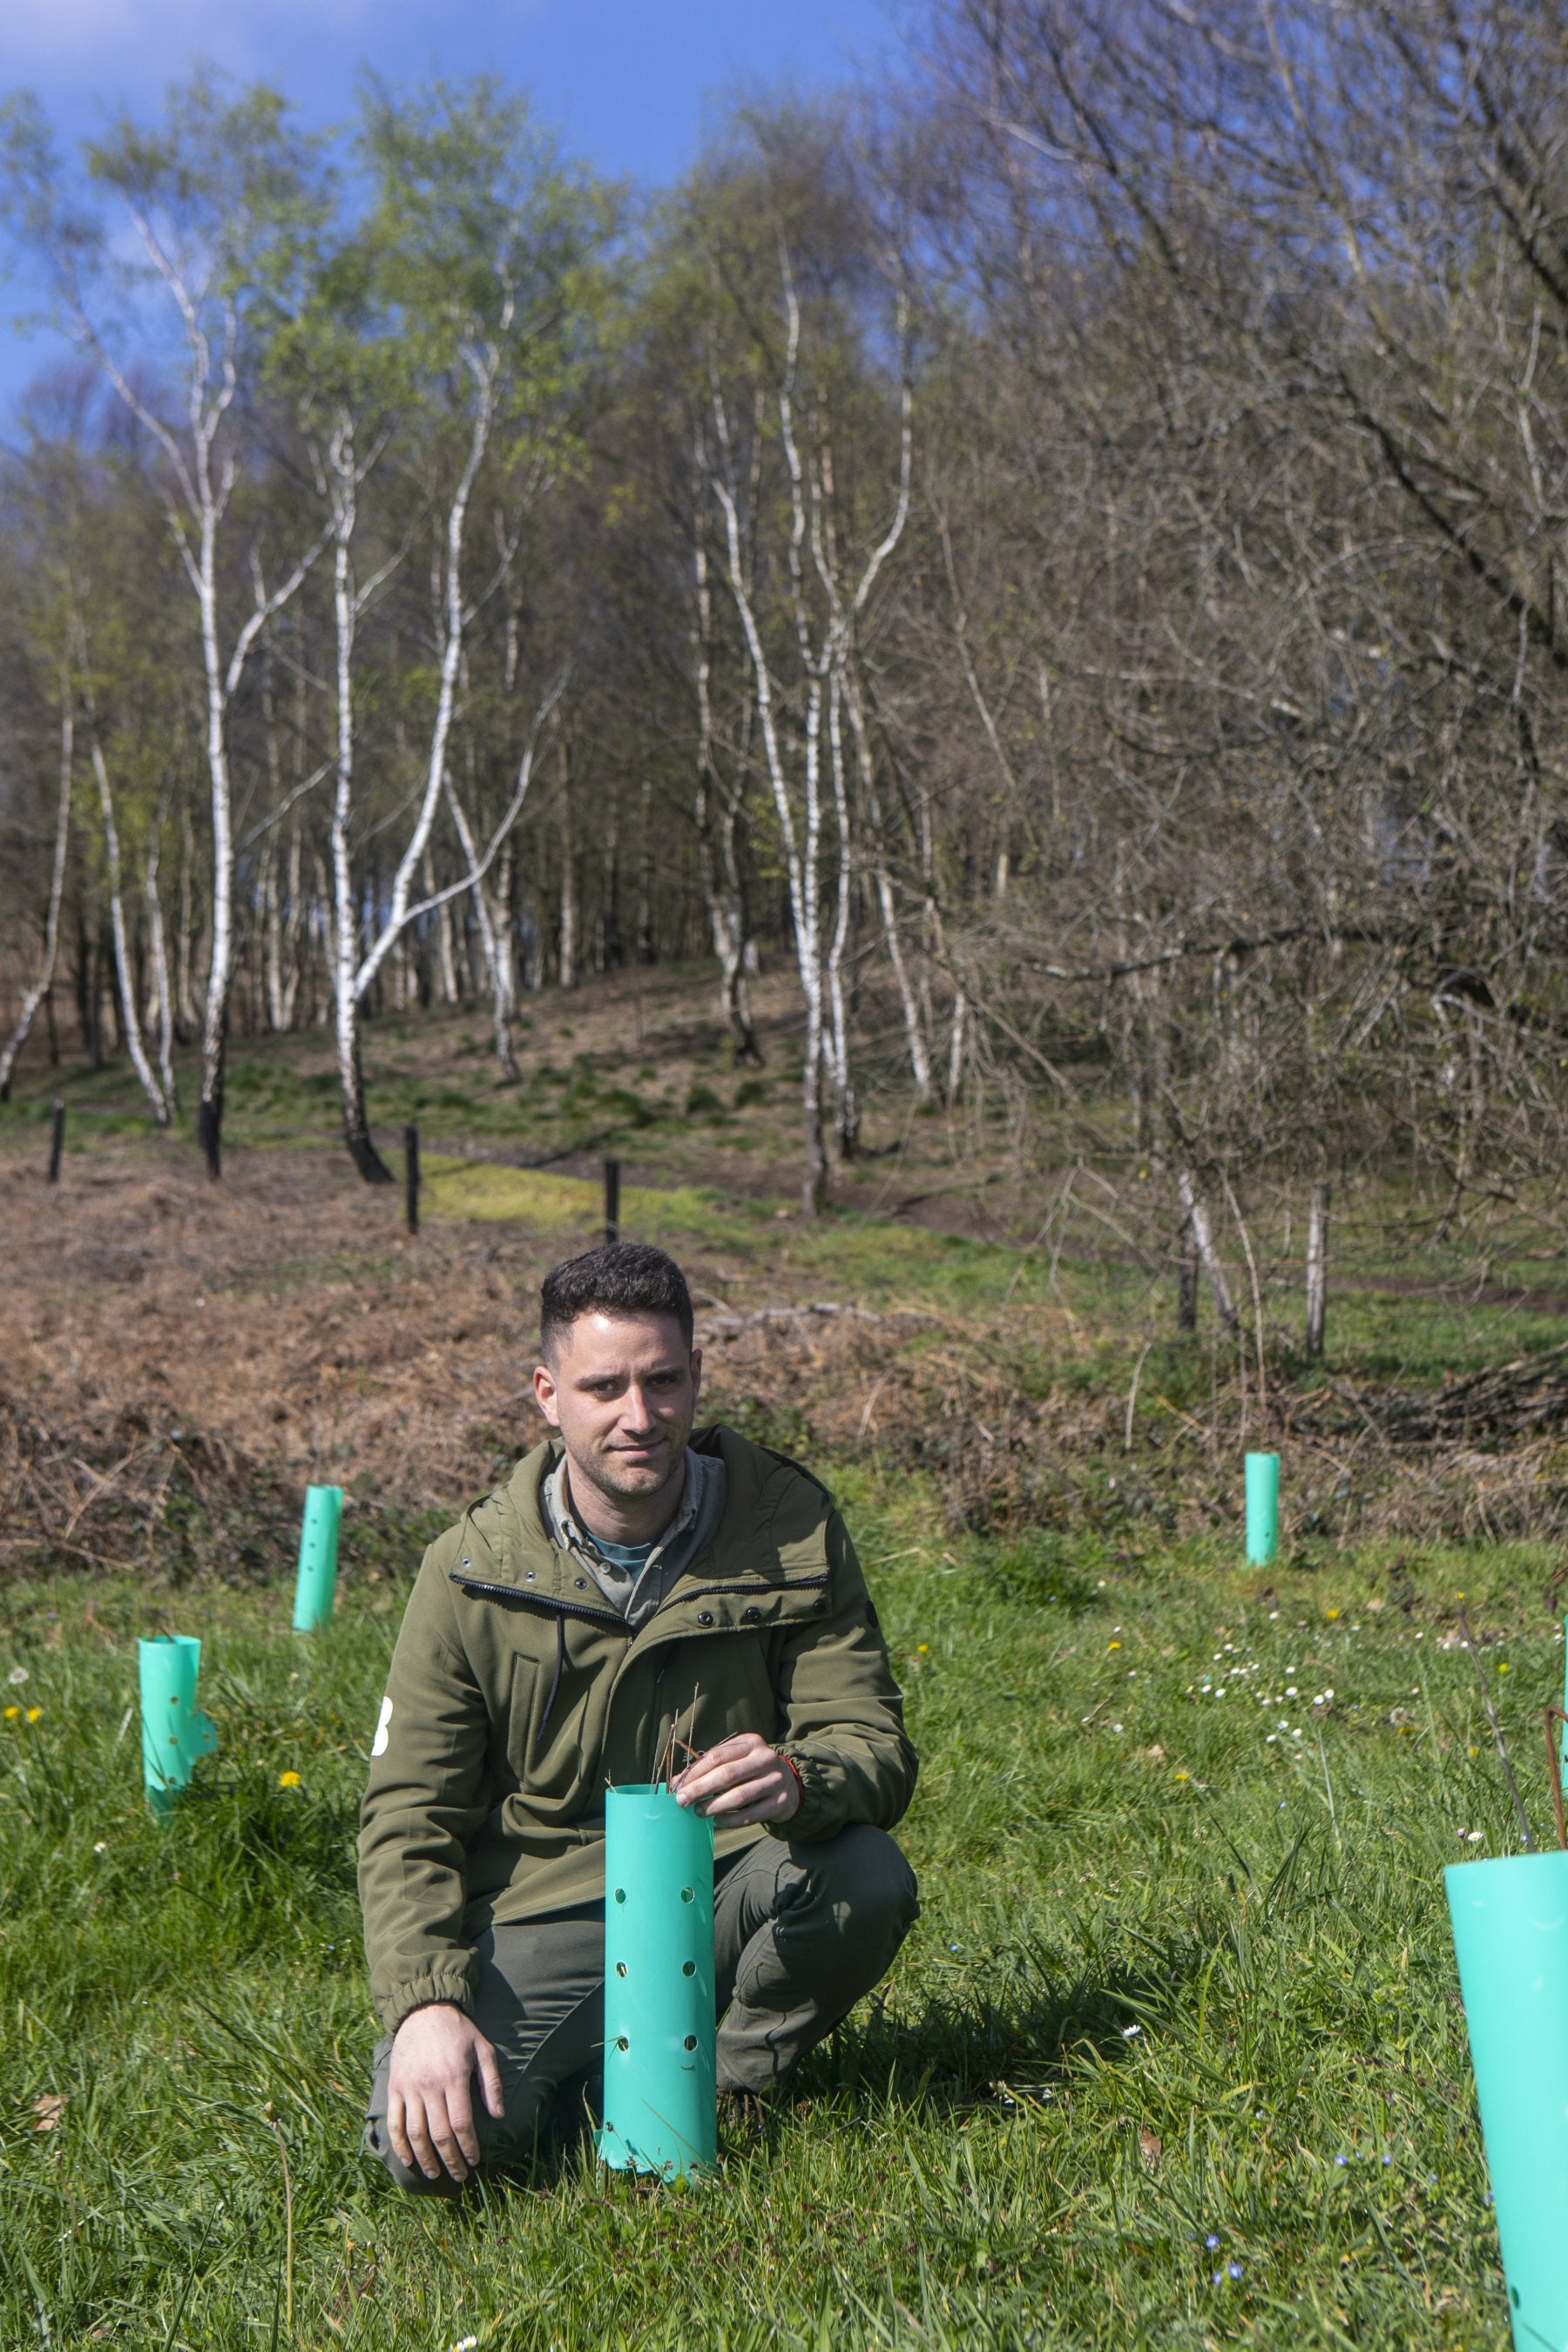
[358,1425,917,2035]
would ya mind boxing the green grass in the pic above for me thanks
[0,1477,1551,2349]
[4,989,1566,2342]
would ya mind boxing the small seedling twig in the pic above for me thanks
[1544,1707,1568,1852]
[1457,1603,1534,1848]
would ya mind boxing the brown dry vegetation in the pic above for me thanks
[8,1136,1568,1599]
[0,1137,1043,1582]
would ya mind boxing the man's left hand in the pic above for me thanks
[673,1733,801,1825]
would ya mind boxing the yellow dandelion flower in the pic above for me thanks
[1174,1770,1190,1781]
[24,1707,42,1722]
[278,1770,302,1788]
[1326,1609,1341,1620]
[916,1644,929,1655]
[3,1706,18,1721]
[1108,1640,1122,1651]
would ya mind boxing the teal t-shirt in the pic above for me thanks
[593,1535,657,1578]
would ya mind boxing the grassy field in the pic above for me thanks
[0,1490,1556,2349]
[2,980,1566,2347]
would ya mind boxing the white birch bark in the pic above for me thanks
[62,228,329,1172]
[175,805,199,1039]
[706,254,913,1209]
[85,724,171,1125]
[143,808,178,1116]
[824,671,860,1156]
[445,780,521,1078]
[691,520,761,1061]
[558,736,578,990]
[841,664,932,1098]
[1177,1170,1239,1331]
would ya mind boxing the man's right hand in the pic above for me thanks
[387,2002,505,2185]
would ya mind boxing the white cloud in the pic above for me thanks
[1,0,389,91]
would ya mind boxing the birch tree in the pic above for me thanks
[1,78,331,1172]
[693,129,915,1208]
[272,80,602,1176]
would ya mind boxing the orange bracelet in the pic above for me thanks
[778,1752,805,1810]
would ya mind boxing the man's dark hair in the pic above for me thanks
[539,1242,694,1361]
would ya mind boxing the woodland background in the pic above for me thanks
[6,16,1568,2344]
[3,0,1568,1248]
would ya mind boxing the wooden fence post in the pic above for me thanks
[404,1122,420,1237]
[1306,1178,1330,1357]
[604,1156,621,1247]
[47,1097,64,1185]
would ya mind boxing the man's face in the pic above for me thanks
[532,1311,701,1509]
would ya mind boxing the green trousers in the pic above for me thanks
[365,1823,917,2193]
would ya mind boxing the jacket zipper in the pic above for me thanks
[449,1571,630,1632]
[450,1567,829,1619]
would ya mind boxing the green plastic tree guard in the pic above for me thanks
[598,1783,716,2179]
[1446,1849,1568,2352]
[139,1634,218,1818]
[292,1484,344,1632]
[1245,1450,1280,1566]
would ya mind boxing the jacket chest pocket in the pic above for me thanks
[503,1652,539,1782]
[504,1632,598,1811]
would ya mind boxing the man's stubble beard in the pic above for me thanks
[571,1420,691,1511]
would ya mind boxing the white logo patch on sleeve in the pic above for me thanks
[371,1695,393,1757]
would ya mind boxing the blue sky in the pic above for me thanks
[0,0,909,422]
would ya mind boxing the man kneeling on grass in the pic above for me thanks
[358,1241,919,2192]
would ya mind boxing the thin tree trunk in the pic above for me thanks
[0,702,72,1100]
[1177,1215,1198,1334]
[692,533,761,1063]
[946,986,968,1105]
[84,714,171,1125]
[1177,1170,1237,1330]
[710,442,828,1209]
[446,779,519,1079]
[843,662,931,1100]
[144,807,178,1117]
[1306,1179,1330,1357]
[175,805,199,1040]
[636,775,655,965]
[823,672,859,1158]
[558,738,578,990]
[426,848,459,1004]
[327,436,394,1186]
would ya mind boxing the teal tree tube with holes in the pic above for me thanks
[139,1634,218,1817]
[598,1783,716,2178]
[292,1485,344,1632]
[1446,1849,1568,2352]
[1244,1451,1280,1566]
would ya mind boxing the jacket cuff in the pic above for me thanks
[769,1747,837,1841]
[375,1959,477,2038]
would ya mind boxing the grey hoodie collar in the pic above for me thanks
[541,1447,727,1629]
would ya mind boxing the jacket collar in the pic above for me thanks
[452,1428,833,1615]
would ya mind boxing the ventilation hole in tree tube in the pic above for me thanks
[616,2037,629,2052]
[682,1960,696,1976]
[615,1962,628,1977]
[683,2035,698,2051]
[680,1887,694,1903]
[614,1888,626,1903]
